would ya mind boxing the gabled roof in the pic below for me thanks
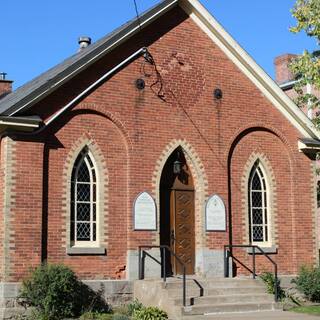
[1,0,319,140]
[0,0,178,117]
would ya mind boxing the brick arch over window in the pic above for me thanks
[224,123,297,164]
[62,135,108,252]
[241,153,277,247]
[77,103,133,150]
[152,139,209,250]
[226,126,294,251]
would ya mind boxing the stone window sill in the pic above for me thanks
[246,246,277,254]
[66,246,106,255]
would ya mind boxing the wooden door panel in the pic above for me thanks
[173,190,195,275]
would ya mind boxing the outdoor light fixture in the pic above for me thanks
[214,88,223,100]
[136,78,145,90]
[173,152,182,175]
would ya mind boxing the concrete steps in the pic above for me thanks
[175,292,274,305]
[134,277,281,319]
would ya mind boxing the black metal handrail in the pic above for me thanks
[223,244,278,302]
[138,245,187,307]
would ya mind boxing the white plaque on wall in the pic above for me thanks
[206,194,226,231]
[134,192,157,230]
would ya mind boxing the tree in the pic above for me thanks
[290,0,320,128]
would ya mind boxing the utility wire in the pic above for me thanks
[133,0,143,33]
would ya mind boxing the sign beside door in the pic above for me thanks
[133,191,157,230]
[206,194,226,231]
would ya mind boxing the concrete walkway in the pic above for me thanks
[189,310,320,319]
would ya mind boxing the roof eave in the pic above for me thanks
[0,115,42,134]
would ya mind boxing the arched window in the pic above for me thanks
[248,160,270,245]
[71,147,98,246]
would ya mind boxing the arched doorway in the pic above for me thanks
[160,147,195,275]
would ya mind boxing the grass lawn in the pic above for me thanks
[290,305,320,316]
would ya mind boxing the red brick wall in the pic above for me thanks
[0,138,4,280]
[9,141,43,280]
[6,7,316,281]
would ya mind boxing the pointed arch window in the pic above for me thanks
[248,160,270,245]
[71,147,98,246]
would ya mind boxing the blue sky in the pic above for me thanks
[1,0,316,89]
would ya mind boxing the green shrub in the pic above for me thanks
[127,299,143,316]
[112,305,129,316]
[132,306,168,320]
[19,264,110,319]
[293,266,320,302]
[260,272,285,300]
[112,314,130,320]
[79,312,113,320]
[19,264,80,319]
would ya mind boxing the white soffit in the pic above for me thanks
[180,0,320,139]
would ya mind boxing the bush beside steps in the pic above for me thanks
[16,263,167,320]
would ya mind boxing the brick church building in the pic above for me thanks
[0,0,320,317]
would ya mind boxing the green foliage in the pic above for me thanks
[293,265,320,302]
[132,306,168,320]
[19,264,80,319]
[289,0,320,128]
[112,305,129,316]
[260,272,285,300]
[291,0,320,40]
[18,264,110,320]
[290,305,320,315]
[289,51,320,122]
[112,300,143,318]
[127,299,143,316]
[112,314,130,320]
[79,312,113,320]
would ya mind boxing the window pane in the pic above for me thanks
[77,183,90,202]
[86,155,94,168]
[76,223,91,241]
[71,202,75,222]
[93,204,96,221]
[264,210,268,224]
[265,226,268,241]
[251,173,261,190]
[70,222,75,241]
[77,161,90,182]
[71,183,75,201]
[252,226,263,241]
[252,209,263,224]
[251,191,262,207]
[77,203,90,221]
[93,223,96,241]
[93,184,96,202]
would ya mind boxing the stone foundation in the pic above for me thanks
[0,280,133,319]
